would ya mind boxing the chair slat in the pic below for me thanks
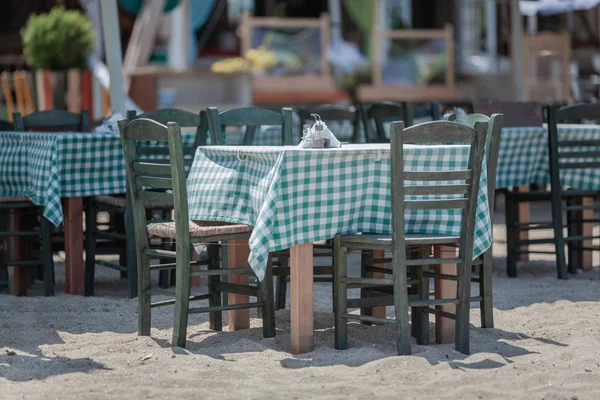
[137,189,173,203]
[404,170,471,181]
[404,184,469,196]
[132,161,171,176]
[135,176,173,190]
[404,198,467,210]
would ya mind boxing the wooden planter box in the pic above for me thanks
[34,69,93,114]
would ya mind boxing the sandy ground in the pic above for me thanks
[1,195,600,400]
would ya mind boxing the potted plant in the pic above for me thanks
[21,6,95,112]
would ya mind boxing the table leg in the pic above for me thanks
[290,243,314,354]
[9,209,29,296]
[226,238,250,330]
[572,197,594,271]
[433,245,457,344]
[370,249,387,321]
[63,197,84,295]
[516,185,530,261]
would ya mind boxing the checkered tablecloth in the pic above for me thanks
[498,124,600,189]
[187,143,492,280]
[0,131,197,226]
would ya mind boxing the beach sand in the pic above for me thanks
[1,196,600,399]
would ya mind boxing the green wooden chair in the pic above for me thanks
[13,110,91,132]
[207,106,294,146]
[0,118,54,296]
[85,108,209,297]
[333,119,488,355]
[444,112,504,328]
[361,101,411,142]
[409,102,442,124]
[297,105,361,143]
[505,103,600,279]
[118,117,275,347]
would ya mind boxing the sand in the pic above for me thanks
[2,196,600,400]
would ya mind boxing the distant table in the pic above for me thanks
[0,130,197,295]
[187,143,492,353]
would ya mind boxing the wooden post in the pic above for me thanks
[290,243,314,354]
[226,239,250,330]
[516,185,530,261]
[433,245,457,344]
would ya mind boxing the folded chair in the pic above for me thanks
[333,119,488,355]
[119,117,275,347]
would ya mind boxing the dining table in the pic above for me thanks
[186,143,493,354]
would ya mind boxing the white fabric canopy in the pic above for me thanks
[520,0,600,16]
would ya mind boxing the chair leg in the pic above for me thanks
[455,257,472,355]
[40,212,54,297]
[172,246,191,348]
[333,237,348,350]
[566,198,579,274]
[260,259,276,338]
[274,255,288,310]
[505,193,518,278]
[84,198,97,296]
[480,251,494,328]
[125,204,138,299]
[550,196,568,280]
[392,252,411,356]
[360,250,373,325]
[415,246,430,345]
[207,244,222,331]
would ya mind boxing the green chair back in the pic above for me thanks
[13,110,91,132]
[207,106,293,146]
[0,119,14,131]
[297,105,361,143]
[362,101,410,142]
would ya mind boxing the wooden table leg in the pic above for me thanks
[290,243,314,354]
[516,185,530,261]
[227,238,250,330]
[370,249,387,321]
[572,197,594,271]
[9,209,29,296]
[63,197,84,295]
[433,245,457,344]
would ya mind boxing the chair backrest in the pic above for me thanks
[473,102,542,127]
[13,110,91,132]
[547,103,600,193]
[118,118,189,256]
[390,120,487,263]
[0,119,14,131]
[409,102,441,124]
[128,108,209,147]
[362,101,410,143]
[297,105,361,143]
[127,109,207,170]
[207,107,293,146]
[444,112,504,220]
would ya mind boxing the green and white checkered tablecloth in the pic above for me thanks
[187,144,492,280]
[498,124,600,189]
[0,131,198,226]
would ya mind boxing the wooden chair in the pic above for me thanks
[85,108,208,297]
[297,105,361,143]
[410,102,442,124]
[505,103,600,279]
[118,117,275,347]
[13,109,91,132]
[361,101,411,142]
[333,119,488,355]
[207,107,294,146]
[0,119,54,296]
[444,112,504,328]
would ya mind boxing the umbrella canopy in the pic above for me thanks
[520,0,600,16]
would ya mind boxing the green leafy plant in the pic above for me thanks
[21,7,95,70]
